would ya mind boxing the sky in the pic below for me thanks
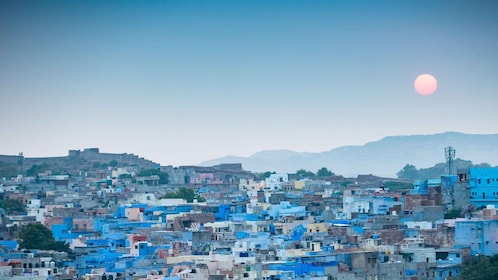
[1,0,497,167]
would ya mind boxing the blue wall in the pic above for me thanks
[469,168,498,207]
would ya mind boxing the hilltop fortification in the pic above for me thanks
[0,148,158,175]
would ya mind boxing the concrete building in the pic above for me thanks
[454,213,498,256]
[468,167,498,208]
[264,173,289,191]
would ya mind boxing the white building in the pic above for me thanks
[264,174,288,191]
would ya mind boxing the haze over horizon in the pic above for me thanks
[1,1,497,167]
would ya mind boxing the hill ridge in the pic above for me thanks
[200,132,498,177]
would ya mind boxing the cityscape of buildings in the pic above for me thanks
[0,148,497,280]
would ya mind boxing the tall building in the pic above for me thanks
[468,168,498,208]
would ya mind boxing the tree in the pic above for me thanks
[296,169,315,179]
[396,164,418,180]
[256,171,276,180]
[474,163,492,168]
[137,168,169,185]
[444,208,462,219]
[316,167,334,177]
[119,174,132,179]
[382,181,413,191]
[26,163,50,177]
[163,187,206,202]
[137,168,169,184]
[396,159,492,180]
[19,223,71,253]
[0,198,25,213]
[458,254,498,280]
[340,180,354,187]
[91,161,109,169]
[109,160,118,167]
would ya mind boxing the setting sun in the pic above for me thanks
[414,74,438,95]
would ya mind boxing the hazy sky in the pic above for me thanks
[1,0,497,167]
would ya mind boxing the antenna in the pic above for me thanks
[445,147,456,175]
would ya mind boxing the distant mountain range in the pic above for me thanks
[200,132,498,177]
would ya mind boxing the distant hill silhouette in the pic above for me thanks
[200,132,498,177]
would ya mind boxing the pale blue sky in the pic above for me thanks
[1,0,497,166]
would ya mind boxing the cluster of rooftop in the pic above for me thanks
[0,155,497,280]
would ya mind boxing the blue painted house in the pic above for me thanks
[454,218,498,256]
[469,167,498,207]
